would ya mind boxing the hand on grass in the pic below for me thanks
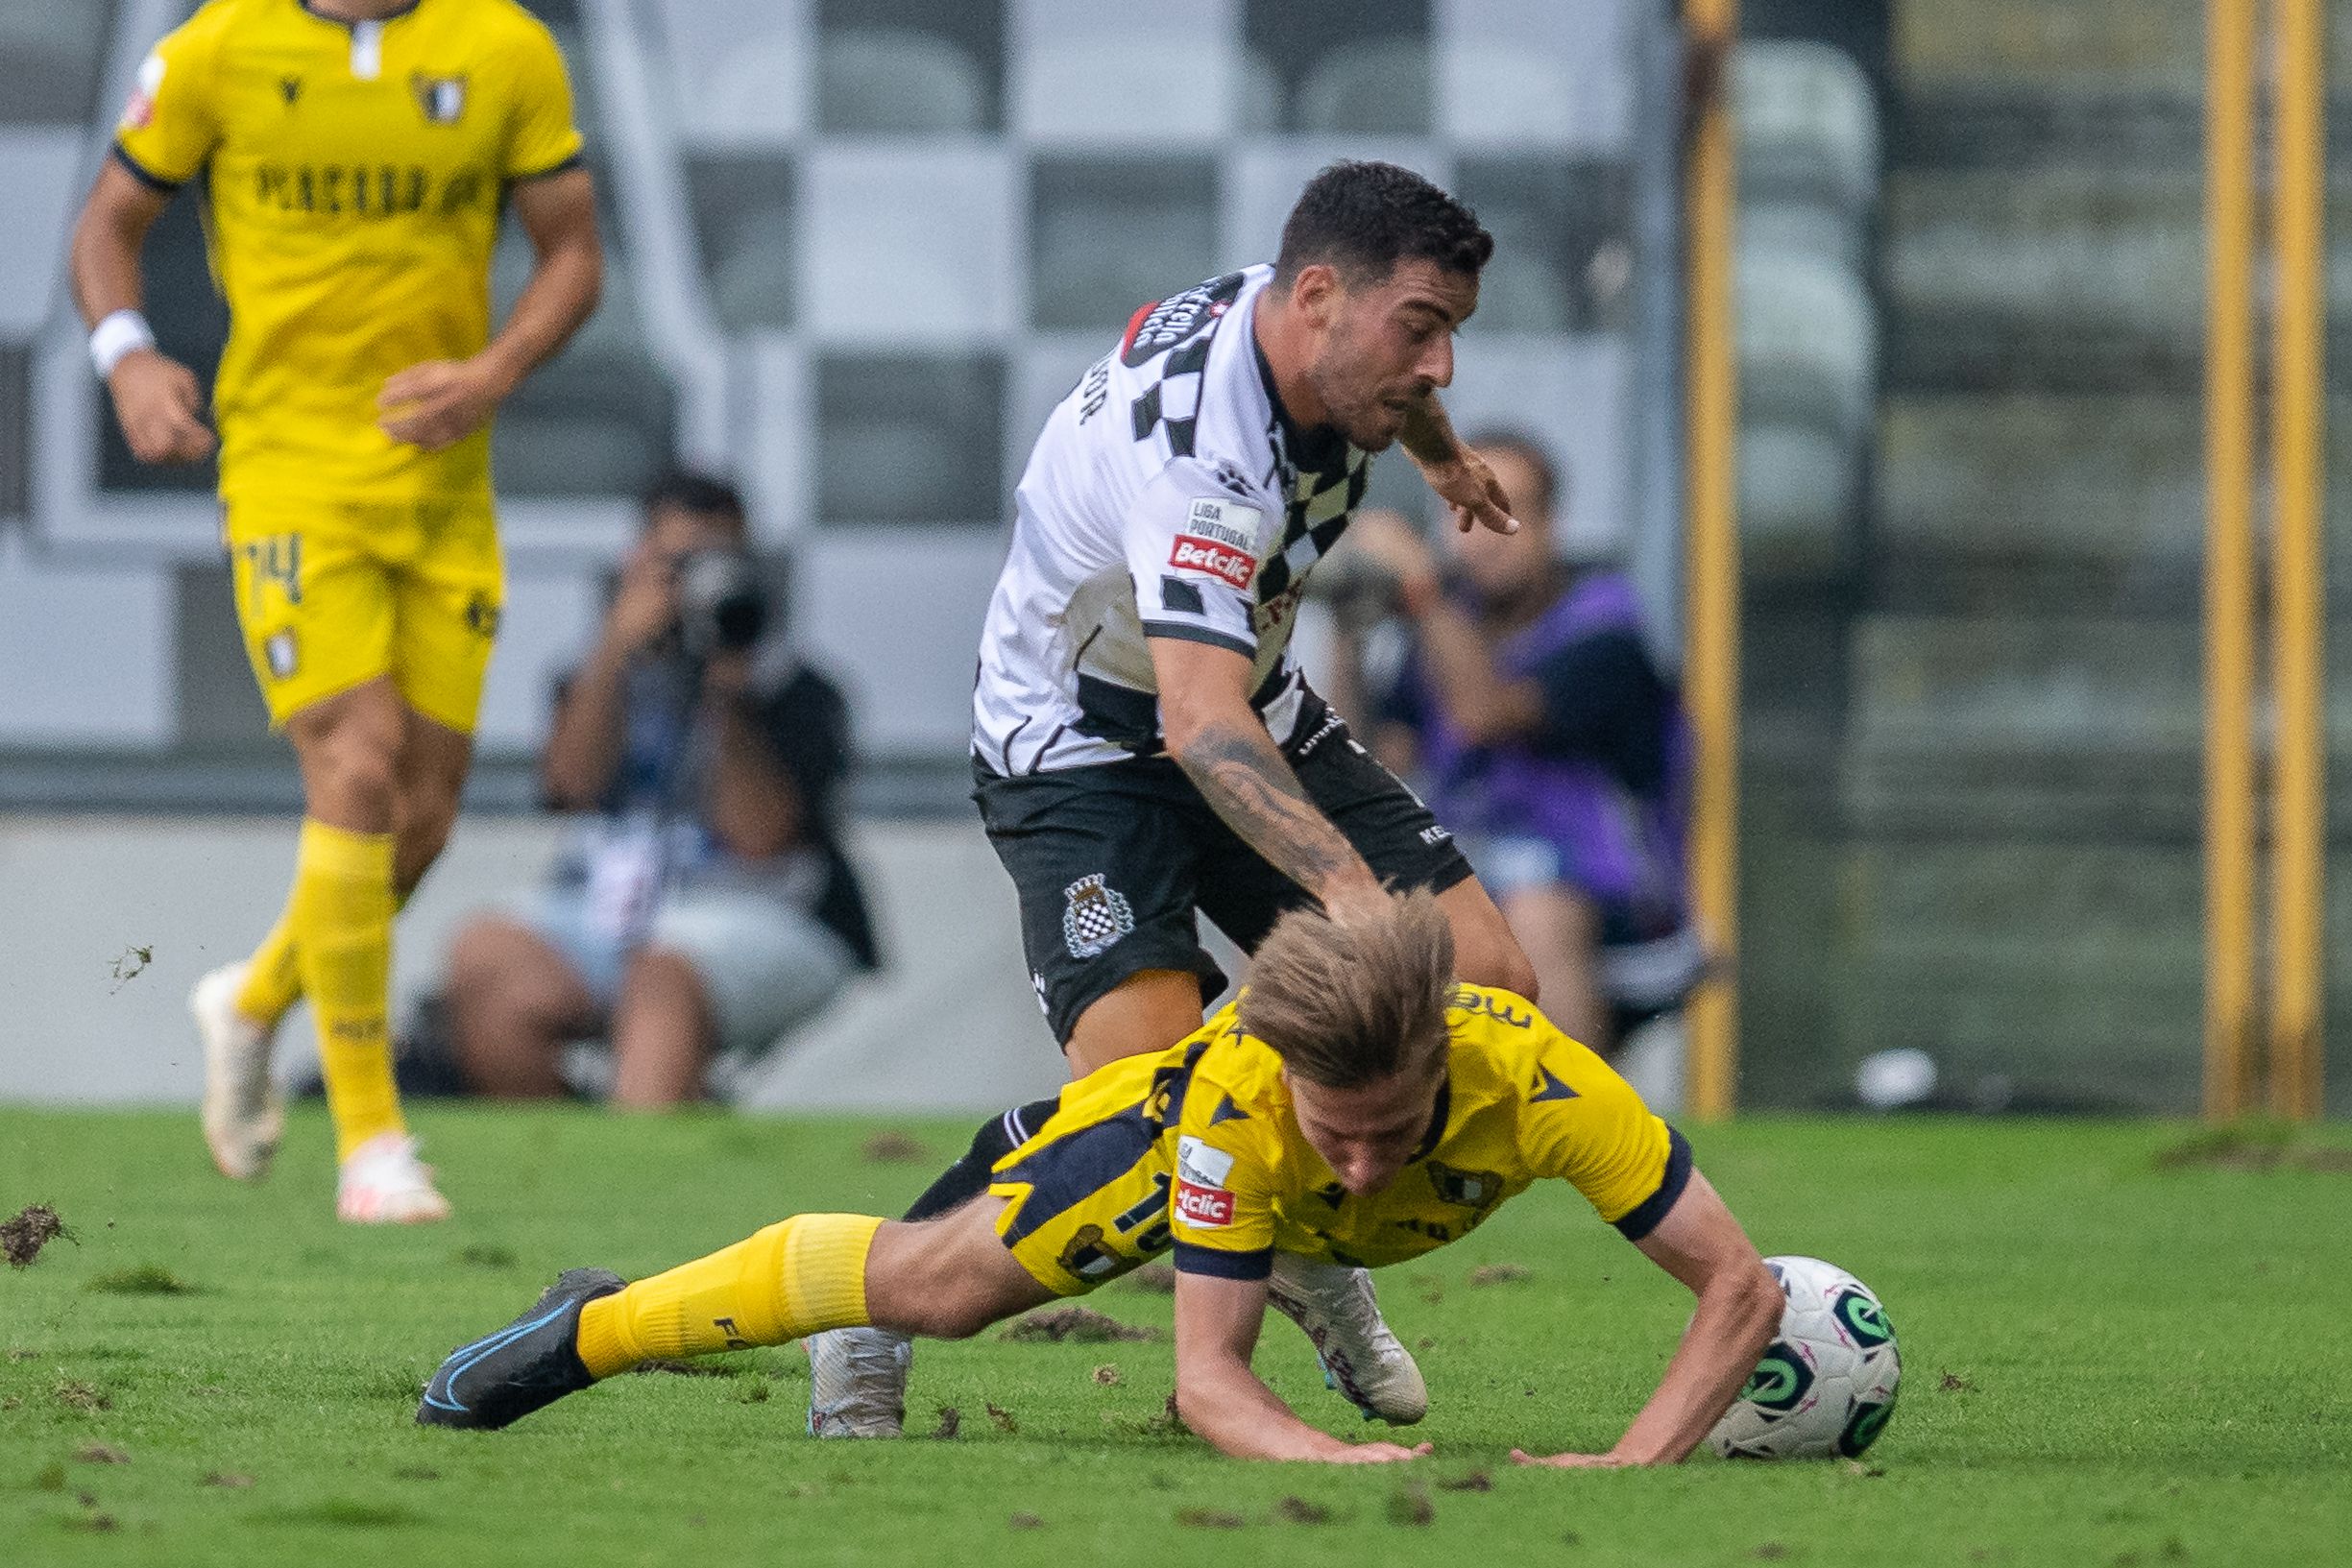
[1510,1448,1635,1469]
[1327,1440,1434,1464]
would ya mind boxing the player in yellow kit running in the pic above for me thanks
[419,892,1782,1464]
[68,0,603,1221]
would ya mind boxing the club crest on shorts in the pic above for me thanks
[264,631,299,680]
[1061,873,1134,959]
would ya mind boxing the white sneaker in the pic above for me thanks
[191,962,282,1182]
[336,1133,452,1224]
[805,1327,911,1437]
[1267,1255,1428,1425]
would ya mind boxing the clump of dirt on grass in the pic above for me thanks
[73,1444,129,1465]
[453,1244,517,1269]
[1467,1263,1532,1287]
[1438,1469,1492,1492]
[1939,1371,1976,1393]
[1001,1306,1159,1344]
[1092,1363,1121,1387]
[631,1360,737,1378]
[85,1265,197,1296]
[203,1472,256,1489]
[1176,1507,1247,1529]
[985,1403,1019,1434]
[860,1131,929,1164]
[2,1203,71,1267]
[53,1381,110,1412]
[2155,1125,2352,1173]
[1120,1261,1176,1294]
[1274,1496,1332,1524]
[929,1405,962,1439]
[1385,1479,1435,1527]
[1007,1512,1044,1530]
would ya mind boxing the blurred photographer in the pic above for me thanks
[1331,434,1700,1064]
[445,472,877,1106]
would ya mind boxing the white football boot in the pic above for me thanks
[805,1327,913,1437]
[336,1132,453,1224]
[1267,1255,1428,1425]
[191,962,283,1182]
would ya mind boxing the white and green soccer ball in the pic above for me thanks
[1707,1255,1901,1459]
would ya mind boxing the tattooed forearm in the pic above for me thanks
[1173,719,1376,901]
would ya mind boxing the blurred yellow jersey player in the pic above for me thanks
[68,0,603,1222]
[992,985,1687,1298]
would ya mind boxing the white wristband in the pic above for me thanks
[89,309,157,379]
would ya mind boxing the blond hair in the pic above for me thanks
[1237,891,1455,1088]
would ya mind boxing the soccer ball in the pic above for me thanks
[1706,1255,1901,1459]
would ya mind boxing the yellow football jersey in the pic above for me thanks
[113,0,583,503]
[1166,986,1689,1280]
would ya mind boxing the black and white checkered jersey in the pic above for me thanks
[973,263,1374,774]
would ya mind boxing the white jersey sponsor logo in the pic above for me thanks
[972,264,1373,774]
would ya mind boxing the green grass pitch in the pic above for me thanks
[4,1107,2348,1567]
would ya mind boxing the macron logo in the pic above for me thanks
[1169,535,1255,591]
[1176,1178,1235,1228]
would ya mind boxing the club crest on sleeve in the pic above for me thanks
[121,52,164,131]
[1061,873,1134,959]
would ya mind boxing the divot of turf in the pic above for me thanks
[74,1443,129,1465]
[1001,1306,1157,1343]
[1468,1263,1532,1287]
[1007,1512,1044,1530]
[632,1359,738,1378]
[53,1380,110,1412]
[202,1472,255,1489]
[1940,1371,1976,1392]
[1274,1496,1332,1524]
[985,1403,1018,1433]
[1120,1261,1176,1293]
[1438,1469,1492,1492]
[1091,1363,1121,1386]
[859,1131,928,1163]
[1387,1479,1435,1527]
[1176,1507,1247,1529]
[929,1406,961,1439]
[3,1203,71,1266]
[272,1498,418,1529]
[85,1264,197,1295]
[453,1243,517,1269]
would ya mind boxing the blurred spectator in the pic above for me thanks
[444,473,877,1106]
[1335,434,1701,1058]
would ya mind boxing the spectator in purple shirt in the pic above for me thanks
[1338,433,1702,1060]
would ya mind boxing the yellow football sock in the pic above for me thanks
[290,819,403,1162]
[574,1214,884,1380]
[234,910,301,1025]
[237,884,415,1027]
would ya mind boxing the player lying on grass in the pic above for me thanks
[419,892,1781,1463]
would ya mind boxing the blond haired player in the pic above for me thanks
[419,892,1782,1466]
[68,0,603,1220]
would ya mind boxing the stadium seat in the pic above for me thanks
[1734,41,1879,225]
[1467,252,1571,336]
[0,2,111,125]
[1013,37,1241,142]
[1294,36,1431,137]
[1736,247,1875,444]
[1028,159,1219,330]
[0,129,83,341]
[799,148,1017,341]
[1737,422,1852,574]
[1435,40,1584,145]
[815,355,1001,524]
[818,28,986,134]
[688,156,797,330]
[1895,0,2200,90]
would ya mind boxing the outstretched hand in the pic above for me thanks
[1417,443,1517,536]
[1510,1448,1635,1470]
[1329,1440,1434,1464]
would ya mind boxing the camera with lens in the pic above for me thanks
[674,549,769,660]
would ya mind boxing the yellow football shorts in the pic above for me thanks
[223,494,504,734]
[989,1052,1184,1296]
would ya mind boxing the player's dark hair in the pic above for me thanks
[641,470,747,534]
[1465,428,1563,521]
[1273,161,1494,290]
[1240,891,1455,1089]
